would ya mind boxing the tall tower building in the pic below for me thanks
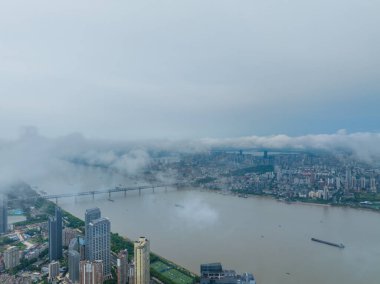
[85,208,101,259]
[0,194,8,234]
[4,246,20,269]
[370,177,377,193]
[87,217,111,277]
[360,177,366,190]
[336,177,341,190]
[69,250,81,284]
[80,260,104,284]
[49,207,63,261]
[117,249,129,284]
[134,237,150,284]
[345,168,352,193]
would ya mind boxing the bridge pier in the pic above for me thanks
[55,197,58,204]
[139,188,141,195]
[124,189,127,197]
[92,192,95,200]
[152,187,155,193]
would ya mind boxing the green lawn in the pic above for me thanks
[151,261,194,284]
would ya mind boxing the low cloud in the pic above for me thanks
[175,194,219,229]
[199,130,380,163]
[1,128,380,193]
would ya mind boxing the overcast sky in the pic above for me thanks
[1,0,379,140]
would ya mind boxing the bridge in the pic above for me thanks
[39,183,183,203]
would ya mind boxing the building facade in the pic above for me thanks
[63,227,79,247]
[48,261,60,281]
[49,207,63,261]
[134,237,150,284]
[69,250,80,284]
[4,246,20,270]
[85,208,101,259]
[0,194,8,234]
[87,217,111,277]
[80,260,104,284]
[117,249,128,284]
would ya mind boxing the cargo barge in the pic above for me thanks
[311,238,344,248]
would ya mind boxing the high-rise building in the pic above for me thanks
[48,261,60,281]
[117,249,129,284]
[4,246,20,270]
[128,263,135,284]
[370,177,377,193]
[134,237,150,284]
[345,168,352,193]
[69,250,81,284]
[0,194,8,234]
[360,177,366,190]
[87,217,111,277]
[80,260,104,284]
[49,207,63,261]
[323,186,329,200]
[85,208,101,259]
[336,177,341,190]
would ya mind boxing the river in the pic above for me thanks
[56,187,380,284]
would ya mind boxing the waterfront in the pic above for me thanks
[56,187,380,284]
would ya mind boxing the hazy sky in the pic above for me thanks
[1,0,379,139]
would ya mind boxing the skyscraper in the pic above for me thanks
[80,260,104,284]
[87,217,111,277]
[85,208,101,259]
[370,177,377,193]
[69,250,81,284]
[134,237,150,284]
[0,194,8,234]
[117,249,129,284]
[49,206,63,261]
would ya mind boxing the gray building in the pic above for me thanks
[69,250,80,283]
[200,263,256,284]
[69,236,86,260]
[201,263,238,284]
[49,207,63,261]
[86,216,111,277]
[0,194,8,234]
[85,208,101,259]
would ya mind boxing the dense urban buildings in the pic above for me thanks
[134,237,150,284]
[80,260,104,284]
[48,206,62,261]
[0,194,8,234]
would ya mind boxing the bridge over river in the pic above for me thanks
[10,183,184,204]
